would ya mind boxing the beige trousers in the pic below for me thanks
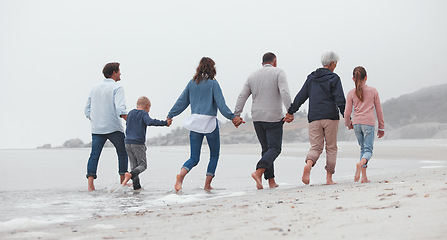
[306,119,339,174]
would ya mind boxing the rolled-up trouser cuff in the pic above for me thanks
[182,166,190,172]
[325,166,335,174]
[362,159,369,168]
[305,158,316,167]
[206,172,215,178]
[86,173,97,179]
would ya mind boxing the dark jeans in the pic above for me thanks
[253,120,284,180]
[86,131,128,179]
[182,126,220,177]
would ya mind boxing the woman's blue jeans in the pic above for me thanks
[86,131,128,179]
[182,127,220,177]
[353,124,375,167]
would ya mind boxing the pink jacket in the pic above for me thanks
[344,85,385,130]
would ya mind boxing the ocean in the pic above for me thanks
[1,140,446,233]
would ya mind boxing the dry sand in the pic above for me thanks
[5,167,447,240]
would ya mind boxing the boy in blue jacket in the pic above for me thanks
[122,96,172,190]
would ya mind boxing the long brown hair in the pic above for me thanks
[193,57,216,84]
[353,66,367,101]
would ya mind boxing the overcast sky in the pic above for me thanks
[1,0,446,149]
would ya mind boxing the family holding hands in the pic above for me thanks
[85,51,384,192]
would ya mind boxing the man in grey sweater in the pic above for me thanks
[234,52,292,189]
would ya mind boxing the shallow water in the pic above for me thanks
[1,140,446,232]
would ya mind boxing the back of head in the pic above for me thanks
[262,52,276,64]
[137,96,151,107]
[193,57,216,84]
[353,66,367,101]
[321,52,339,66]
[103,62,120,78]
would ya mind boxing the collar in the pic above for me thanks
[263,64,274,68]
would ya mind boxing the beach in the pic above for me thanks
[1,140,447,239]
[5,168,447,240]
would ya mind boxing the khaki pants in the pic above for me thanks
[306,119,339,174]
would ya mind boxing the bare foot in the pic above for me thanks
[268,178,279,188]
[122,172,132,186]
[361,178,370,183]
[88,177,95,191]
[326,171,337,185]
[354,162,361,182]
[175,174,183,192]
[360,165,369,183]
[251,172,263,189]
[204,175,214,192]
[326,180,337,185]
[302,164,311,185]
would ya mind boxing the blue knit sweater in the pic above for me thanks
[125,109,167,145]
[167,79,235,120]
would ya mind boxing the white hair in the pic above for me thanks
[321,51,339,66]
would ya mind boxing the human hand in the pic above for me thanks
[348,124,353,130]
[232,116,245,128]
[166,117,173,127]
[378,130,385,138]
[283,113,294,123]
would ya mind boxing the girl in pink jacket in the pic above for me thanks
[344,66,385,183]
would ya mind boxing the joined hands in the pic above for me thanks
[283,113,294,123]
[166,117,173,127]
[232,116,245,128]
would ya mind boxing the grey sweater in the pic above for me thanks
[234,64,292,122]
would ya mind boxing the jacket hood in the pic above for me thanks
[311,68,335,82]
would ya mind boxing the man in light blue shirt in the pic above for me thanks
[84,62,128,191]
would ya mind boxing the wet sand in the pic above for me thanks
[4,167,446,240]
[2,140,447,239]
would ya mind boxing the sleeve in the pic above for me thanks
[213,81,235,120]
[277,70,292,111]
[167,82,190,118]
[114,86,127,116]
[374,90,385,130]
[234,78,251,116]
[332,77,346,117]
[84,95,91,119]
[344,91,353,127]
[288,79,309,115]
[143,113,168,126]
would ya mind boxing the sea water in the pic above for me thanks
[0,140,446,232]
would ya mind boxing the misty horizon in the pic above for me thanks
[1,1,446,149]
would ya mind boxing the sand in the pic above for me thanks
[4,167,447,240]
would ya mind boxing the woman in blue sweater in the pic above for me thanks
[167,57,243,191]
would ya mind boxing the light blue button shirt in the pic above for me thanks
[85,78,127,134]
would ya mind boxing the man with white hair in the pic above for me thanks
[285,51,346,185]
